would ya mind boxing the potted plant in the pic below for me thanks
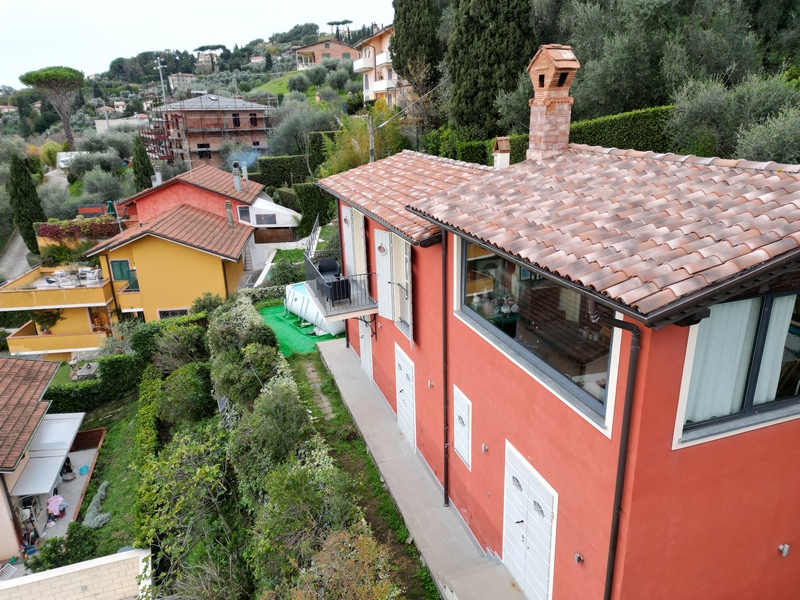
[31,309,63,334]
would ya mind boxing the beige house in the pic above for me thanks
[295,39,356,70]
[354,25,406,108]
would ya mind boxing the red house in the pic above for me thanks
[311,44,800,600]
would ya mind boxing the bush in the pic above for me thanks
[735,107,800,163]
[325,69,349,92]
[287,73,311,93]
[318,86,340,104]
[570,105,673,153]
[274,187,299,212]
[269,258,304,285]
[191,291,224,314]
[256,155,307,187]
[36,216,120,241]
[28,522,97,573]
[161,362,215,424]
[44,354,145,413]
[38,241,96,267]
[307,66,328,87]
[0,330,8,352]
[294,183,334,238]
[83,481,111,529]
[455,140,492,165]
[68,151,121,178]
[308,131,335,171]
[153,324,209,373]
[128,312,208,362]
[237,285,286,305]
[212,343,280,409]
[137,365,162,460]
[82,166,132,202]
[344,79,362,96]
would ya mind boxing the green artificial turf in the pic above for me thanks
[259,304,341,356]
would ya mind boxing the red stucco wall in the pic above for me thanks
[127,182,248,223]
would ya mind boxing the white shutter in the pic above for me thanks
[354,212,367,275]
[453,386,472,469]
[405,240,413,347]
[375,229,394,320]
[341,205,355,276]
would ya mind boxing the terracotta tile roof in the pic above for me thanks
[410,144,800,323]
[116,164,263,208]
[318,150,495,244]
[87,204,253,261]
[0,358,58,471]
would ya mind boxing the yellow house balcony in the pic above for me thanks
[375,51,392,68]
[354,56,374,73]
[116,281,143,312]
[373,78,397,94]
[0,267,113,311]
[6,321,108,356]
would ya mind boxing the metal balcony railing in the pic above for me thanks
[304,250,376,315]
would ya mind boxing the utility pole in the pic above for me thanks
[154,57,168,103]
[368,114,375,163]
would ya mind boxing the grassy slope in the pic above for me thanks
[288,353,439,599]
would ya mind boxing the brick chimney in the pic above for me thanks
[492,136,511,168]
[525,44,580,161]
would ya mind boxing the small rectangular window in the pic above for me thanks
[364,74,369,90]
[232,113,240,128]
[249,112,257,127]
[342,53,350,60]
[158,309,189,319]
[197,143,211,159]
[324,43,330,49]
[237,206,251,222]
[255,213,277,225]
[252,141,260,147]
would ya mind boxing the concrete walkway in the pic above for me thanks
[318,338,525,600]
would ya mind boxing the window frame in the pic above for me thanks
[682,291,800,432]
[249,112,257,127]
[459,240,611,417]
[158,309,189,320]
[231,113,241,128]
[109,259,131,281]
[237,205,251,223]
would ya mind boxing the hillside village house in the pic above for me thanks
[0,164,296,359]
[167,72,198,91]
[295,39,356,70]
[309,45,800,599]
[354,25,406,108]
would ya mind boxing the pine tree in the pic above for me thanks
[446,0,536,138]
[8,154,46,253]
[132,136,155,192]
[391,0,444,91]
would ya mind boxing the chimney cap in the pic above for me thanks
[526,44,581,74]
[493,136,511,154]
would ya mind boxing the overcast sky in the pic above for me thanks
[1,0,395,90]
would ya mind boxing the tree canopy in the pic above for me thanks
[132,136,154,192]
[19,66,84,149]
[8,154,46,253]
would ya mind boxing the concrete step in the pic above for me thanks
[446,562,526,600]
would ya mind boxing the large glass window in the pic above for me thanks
[462,241,613,412]
[685,294,800,428]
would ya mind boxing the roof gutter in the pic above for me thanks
[587,299,641,600]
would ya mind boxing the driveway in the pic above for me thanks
[0,230,31,280]
[43,168,69,190]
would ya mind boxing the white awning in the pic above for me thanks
[10,412,84,497]
[10,456,65,497]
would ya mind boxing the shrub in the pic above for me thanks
[344,79,362,96]
[307,131,335,171]
[211,343,279,409]
[287,73,311,93]
[153,324,209,374]
[237,285,286,305]
[274,187,299,212]
[294,183,334,238]
[191,291,224,314]
[325,69,349,92]
[128,313,208,362]
[36,215,120,241]
[455,140,492,165]
[318,86,340,104]
[44,354,144,413]
[570,105,673,153]
[161,361,215,424]
[269,258,304,285]
[68,151,121,178]
[0,330,8,352]
[735,107,800,163]
[256,155,307,187]
[137,365,162,460]
[28,522,97,573]
[83,481,111,529]
[307,66,328,87]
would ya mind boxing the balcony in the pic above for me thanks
[303,249,377,321]
[6,321,108,356]
[354,56,374,73]
[373,78,397,93]
[375,51,392,68]
[0,267,114,311]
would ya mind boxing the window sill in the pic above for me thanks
[678,402,800,447]
[455,309,607,430]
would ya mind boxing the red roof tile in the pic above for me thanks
[87,204,253,260]
[318,150,495,244]
[117,164,263,208]
[0,358,58,470]
[410,145,800,321]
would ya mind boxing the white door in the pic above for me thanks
[503,442,557,600]
[375,229,394,320]
[341,205,355,276]
[359,319,372,380]
[395,344,415,448]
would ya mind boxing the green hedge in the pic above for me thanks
[569,105,673,153]
[308,131,336,171]
[294,183,334,238]
[456,140,493,165]
[129,313,208,363]
[238,285,286,304]
[256,155,308,188]
[136,365,162,460]
[246,170,267,185]
[44,354,145,413]
[274,187,299,213]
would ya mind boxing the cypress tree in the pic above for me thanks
[132,135,155,192]
[446,0,536,138]
[391,0,444,92]
[8,154,46,253]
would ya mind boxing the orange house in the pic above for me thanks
[295,39,356,69]
[309,45,800,600]
[354,25,406,108]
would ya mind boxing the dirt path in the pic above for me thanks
[303,360,334,419]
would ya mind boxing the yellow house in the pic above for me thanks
[354,25,408,108]
[86,203,252,322]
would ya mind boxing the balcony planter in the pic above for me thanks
[31,309,63,334]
